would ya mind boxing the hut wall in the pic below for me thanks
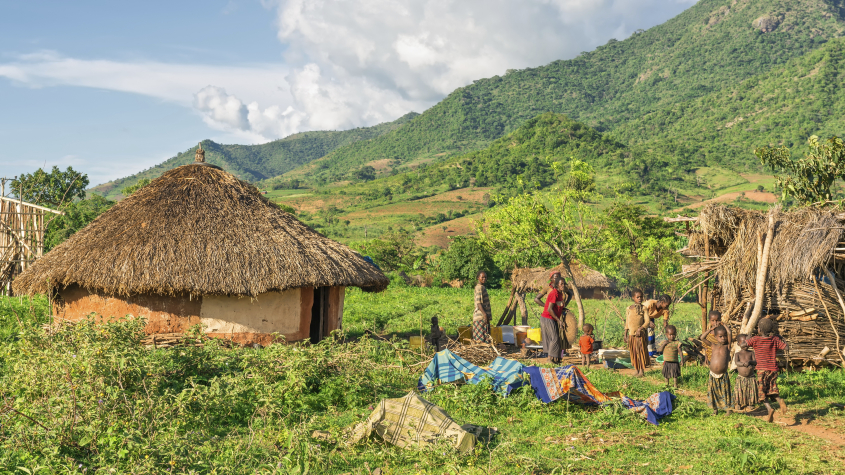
[55,285,346,346]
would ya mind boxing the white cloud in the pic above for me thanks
[0,1,699,141]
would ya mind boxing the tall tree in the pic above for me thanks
[10,166,88,207]
[756,135,845,205]
[477,190,612,328]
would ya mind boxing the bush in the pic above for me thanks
[437,236,502,287]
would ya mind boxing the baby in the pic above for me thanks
[732,334,759,412]
[701,324,733,415]
[658,325,682,388]
[578,324,595,368]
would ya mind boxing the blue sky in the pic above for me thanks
[0,0,697,186]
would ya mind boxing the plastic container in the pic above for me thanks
[499,325,515,344]
[514,325,530,335]
[458,326,472,343]
[591,340,603,351]
[409,336,425,350]
[515,332,528,347]
[527,328,542,343]
[490,326,503,344]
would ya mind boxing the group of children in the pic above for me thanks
[572,289,788,423]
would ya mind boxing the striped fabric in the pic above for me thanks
[747,335,786,372]
[417,350,526,395]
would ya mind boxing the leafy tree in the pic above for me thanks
[355,166,376,181]
[477,190,613,327]
[563,159,596,195]
[10,166,88,207]
[121,178,151,197]
[353,231,425,272]
[45,195,115,251]
[756,135,845,205]
[437,236,502,288]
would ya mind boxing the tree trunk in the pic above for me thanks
[516,292,528,326]
[743,214,775,335]
[561,259,586,329]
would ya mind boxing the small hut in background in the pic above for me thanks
[496,262,614,326]
[673,203,845,367]
[13,145,388,346]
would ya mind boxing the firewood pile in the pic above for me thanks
[445,338,502,366]
[140,333,205,349]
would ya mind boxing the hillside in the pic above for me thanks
[293,0,845,182]
[91,112,419,199]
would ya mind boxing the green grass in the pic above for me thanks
[2,293,844,474]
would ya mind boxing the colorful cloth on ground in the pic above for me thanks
[628,333,650,372]
[647,327,657,356]
[523,364,610,404]
[417,350,526,396]
[579,335,595,355]
[471,319,491,343]
[620,391,676,426]
[339,392,490,454]
[473,283,491,321]
[662,361,681,379]
[734,374,760,408]
[540,315,561,358]
[746,335,786,372]
[757,370,780,399]
[707,372,733,411]
[662,341,681,362]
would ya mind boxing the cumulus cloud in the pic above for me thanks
[1,1,698,141]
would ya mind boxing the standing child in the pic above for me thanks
[703,310,723,364]
[747,318,788,422]
[579,324,595,368]
[625,290,651,377]
[658,325,682,388]
[642,295,672,356]
[733,334,760,412]
[701,325,733,415]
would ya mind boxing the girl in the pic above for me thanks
[472,271,492,343]
[540,276,568,364]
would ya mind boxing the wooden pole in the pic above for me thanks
[821,269,845,367]
[743,214,776,335]
[699,233,710,332]
[516,292,528,326]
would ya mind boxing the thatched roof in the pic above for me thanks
[14,163,388,297]
[511,262,613,293]
[692,204,845,301]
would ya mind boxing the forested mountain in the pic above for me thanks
[297,0,845,182]
[91,112,419,198]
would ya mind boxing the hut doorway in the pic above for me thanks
[310,287,329,343]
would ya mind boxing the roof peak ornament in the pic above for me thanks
[195,142,205,163]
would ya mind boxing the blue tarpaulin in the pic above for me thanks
[417,350,526,396]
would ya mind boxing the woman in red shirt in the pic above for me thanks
[540,276,567,364]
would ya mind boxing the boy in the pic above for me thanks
[733,334,759,413]
[625,289,651,377]
[701,324,733,415]
[643,294,672,356]
[703,310,723,364]
[747,318,788,422]
[658,325,682,388]
[579,324,595,368]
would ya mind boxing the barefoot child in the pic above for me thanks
[579,324,595,368]
[703,310,722,365]
[643,295,672,356]
[733,334,759,412]
[701,325,733,415]
[625,290,651,377]
[747,318,788,422]
[658,325,681,388]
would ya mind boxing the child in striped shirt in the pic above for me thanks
[746,318,788,422]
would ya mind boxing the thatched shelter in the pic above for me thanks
[673,203,845,366]
[14,146,388,345]
[511,262,614,299]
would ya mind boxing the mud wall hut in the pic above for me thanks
[13,147,388,346]
[673,204,845,366]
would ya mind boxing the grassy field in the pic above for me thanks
[2,293,844,474]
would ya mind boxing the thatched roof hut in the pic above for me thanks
[14,149,388,345]
[511,262,614,298]
[674,203,845,366]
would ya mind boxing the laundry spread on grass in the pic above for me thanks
[417,349,526,395]
[418,353,676,426]
[325,392,495,453]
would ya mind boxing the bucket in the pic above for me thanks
[458,326,472,343]
[490,326,503,344]
[527,328,542,343]
[514,325,530,334]
[515,332,528,347]
[592,340,603,351]
[409,336,425,350]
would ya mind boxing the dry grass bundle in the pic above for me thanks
[445,339,501,366]
[14,163,388,297]
[511,262,613,293]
